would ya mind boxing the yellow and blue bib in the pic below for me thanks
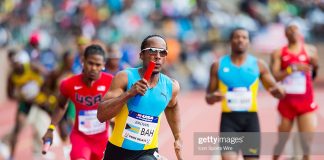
[218,54,260,112]
[109,68,173,150]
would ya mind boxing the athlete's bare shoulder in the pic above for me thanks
[170,78,180,93]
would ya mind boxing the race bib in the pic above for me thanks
[226,87,252,111]
[21,81,40,100]
[282,72,306,94]
[122,111,159,145]
[78,110,106,135]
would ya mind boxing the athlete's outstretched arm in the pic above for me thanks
[48,94,69,127]
[97,71,149,122]
[164,79,183,160]
[259,59,285,99]
[97,71,129,122]
[205,61,223,105]
[42,92,68,145]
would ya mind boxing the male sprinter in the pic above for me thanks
[206,28,285,160]
[42,45,113,160]
[98,35,183,160]
[271,24,319,160]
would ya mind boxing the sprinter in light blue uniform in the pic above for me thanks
[206,28,285,160]
[98,35,183,160]
[109,68,173,150]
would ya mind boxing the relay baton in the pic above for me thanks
[42,139,51,154]
[133,61,156,105]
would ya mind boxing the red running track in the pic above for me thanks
[0,89,324,160]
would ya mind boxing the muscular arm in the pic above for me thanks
[165,79,181,140]
[97,71,131,122]
[305,44,319,80]
[259,59,285,99]
[42,82,69,145]
[98,69,153,122]
[49,94,69,127]
[270,49,290,81]
[164,79,183,160]
[205,61,223,105]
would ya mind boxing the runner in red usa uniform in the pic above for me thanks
[277,42,317,118]
[42,44,113,160]
[271,24,319,160]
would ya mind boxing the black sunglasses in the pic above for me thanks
[141,48,168,57]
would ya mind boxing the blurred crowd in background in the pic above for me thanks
[0,0,324,91]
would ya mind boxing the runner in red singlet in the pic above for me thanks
[271,24,319,160]
[42,44,113,160]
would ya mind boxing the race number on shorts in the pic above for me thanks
[226,87,252,111]
[122,111,158,145]
[282,72,306,94]
[78,110,106,135]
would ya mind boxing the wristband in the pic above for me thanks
[48,124,55,131]
[286,66,292,74]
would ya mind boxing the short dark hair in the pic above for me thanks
[84,44,106,60]
[140,34,167,50]
[229,27,250,41]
